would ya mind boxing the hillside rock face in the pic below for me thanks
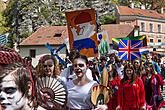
[4,0,115,40]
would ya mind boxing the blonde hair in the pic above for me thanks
[36,55,60,77]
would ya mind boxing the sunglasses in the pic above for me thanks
[74,63,85,68]
[43,64,53,68]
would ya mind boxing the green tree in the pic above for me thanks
[0,13,9,34]
[2,0,66,47]
[0,1,9,34]
[99,15,116,24]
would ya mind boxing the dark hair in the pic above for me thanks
[0,45,33,99]
[68,49,80,62]
[100,56,107,61]
[152,55,158,62]
[74,54,88,64]
[122,62,136,84]
[133,58,143,76]
[145,62,155,75]
[108,64,118,78]
[0,63,31,97]
[24,56,32,61]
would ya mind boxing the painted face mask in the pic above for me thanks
[0,72,27,110]
[73,58,87,78]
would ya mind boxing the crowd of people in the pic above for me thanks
[0,45,165,110]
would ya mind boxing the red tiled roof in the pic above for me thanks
[20,24,134,46]
[117,6,165,19]
[20,26,68,46]
[101,24,134,43]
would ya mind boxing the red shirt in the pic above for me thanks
[107,76,121,110]
[117,77,145,109]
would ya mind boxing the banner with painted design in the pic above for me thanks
[65,9,98,57]
[97,31,110,55]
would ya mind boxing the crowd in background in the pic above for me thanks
[0,45,165,110]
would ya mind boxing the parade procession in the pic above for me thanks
[0,0,165,110]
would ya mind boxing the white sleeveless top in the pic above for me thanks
[66,80,97,109]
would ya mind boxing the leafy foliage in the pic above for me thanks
[100,15,116,24]
[0,13,9,34]
[1,0,165,48]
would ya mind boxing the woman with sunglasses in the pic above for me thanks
[116,63,146,110]
[66,54,107,110]
[141,62,164,110]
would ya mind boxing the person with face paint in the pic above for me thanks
[66,54,107,110]
[0,45,45,110]
[60,49,93,83]
[116,63,146,110]
[60,49,80,82]
[0,63,33,110]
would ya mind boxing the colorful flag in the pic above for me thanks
[139,47,149,54]
[112,35,147,50]
[112,38,119,50]
[139,47,149,61]
[118,39,142,60]
[97,31,110,55]
[129,35,147,46]
[45,43,66,66]
[0,33,8,45]
[65,9,98,57]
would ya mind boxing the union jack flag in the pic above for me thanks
[118,39,142,60]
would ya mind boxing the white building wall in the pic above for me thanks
[19,45,67,67]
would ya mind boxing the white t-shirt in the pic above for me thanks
[66,80,97,109]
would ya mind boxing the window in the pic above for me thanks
[158,24,161,33]
[150,39,154,43]
[141,22,145,31]
[149,23,153,32]
[158,39,161,42]
[30,49,36,58]
[53,33,62,37]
